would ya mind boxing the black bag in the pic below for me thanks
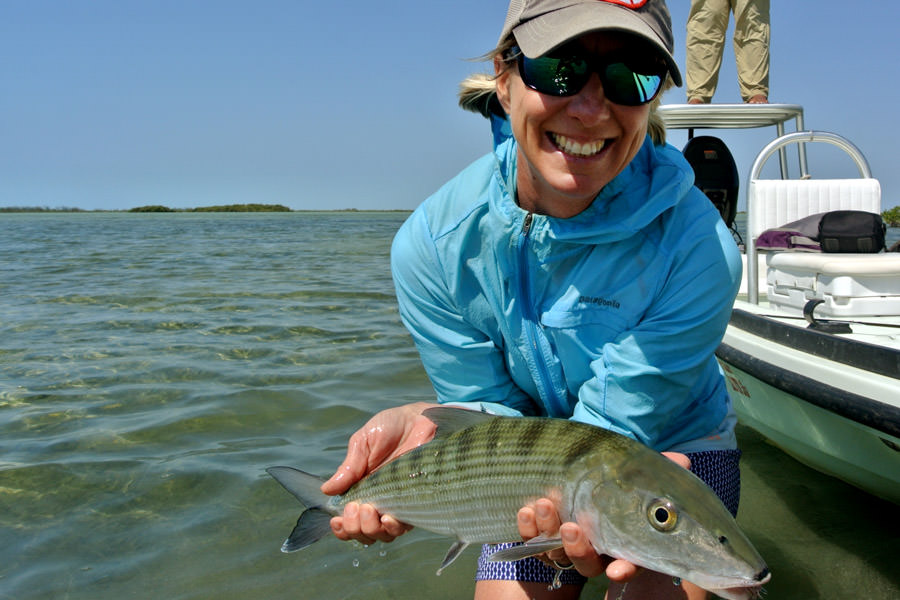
[818,210,886,253]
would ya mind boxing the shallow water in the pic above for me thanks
[1,213,897,599]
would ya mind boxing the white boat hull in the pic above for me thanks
[718,301,900,504]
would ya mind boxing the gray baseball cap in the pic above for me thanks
[499,0,682,86]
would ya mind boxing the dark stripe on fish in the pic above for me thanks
[562,430,601,468]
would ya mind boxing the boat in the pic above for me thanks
[659,103,900,505]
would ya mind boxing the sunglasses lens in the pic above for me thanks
[604,63,663,106]
[519,55,589,97]
[516,48,664,105]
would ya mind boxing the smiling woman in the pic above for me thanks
[493,31,664,217]
[315,1,754,600]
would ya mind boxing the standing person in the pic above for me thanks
[685,0,770,104]
[321,1,743,599]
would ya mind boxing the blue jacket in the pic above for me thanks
[391,117,742,453]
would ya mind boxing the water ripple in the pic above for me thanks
[3,213,894,599]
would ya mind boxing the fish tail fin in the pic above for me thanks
[282,508,334,553]
[266,466,335,553]
[267,466,329,507]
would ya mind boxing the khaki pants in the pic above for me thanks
[686,0,770,102]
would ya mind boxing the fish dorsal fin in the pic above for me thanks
[423,407,495,438]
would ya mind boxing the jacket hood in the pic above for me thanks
[489,113,696,245]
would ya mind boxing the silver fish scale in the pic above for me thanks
[333,415,623,543]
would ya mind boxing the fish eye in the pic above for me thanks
[648,499,678,532]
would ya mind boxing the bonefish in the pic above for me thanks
[268,407,770,599]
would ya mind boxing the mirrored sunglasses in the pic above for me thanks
[512,46,666,106]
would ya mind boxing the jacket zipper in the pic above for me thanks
[517,212,567,416]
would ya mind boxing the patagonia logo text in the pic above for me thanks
[579,295,620,309]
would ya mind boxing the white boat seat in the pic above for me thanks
[743,131,885,305]
[748,178,882,242]
[748,176,891,316]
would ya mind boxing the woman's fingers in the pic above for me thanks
[332,503,373,545]
[321,402,439,497]
[533,499,567,564]
[662,451,691,470]
[321,436,370,496]
[605,557,640,582]
[518,498,628,580]
[380,514,413,538]
[559,522,608,577]
[533,499,559,533]
[516,499,604,578]
[516,505,540,540]
[330,503,399,545]
[330,502,412,545]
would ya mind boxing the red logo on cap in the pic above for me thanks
[598,0,649,7]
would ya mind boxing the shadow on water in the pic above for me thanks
[736,425,900,599]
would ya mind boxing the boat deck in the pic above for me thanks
[734,296,900,350]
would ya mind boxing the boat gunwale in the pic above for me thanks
[728,308,900,378]
[718,310,900,439]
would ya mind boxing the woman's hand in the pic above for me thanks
[321,402,440,545]
[516,452,692,582]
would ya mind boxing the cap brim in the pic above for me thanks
[512,3,682,87]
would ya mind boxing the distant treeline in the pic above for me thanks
[0,206,86,212]
[0,205,409,213]
[4,205,898,224]
[130,204,292,212]
[129,205,411,213]
[0,204,292,213]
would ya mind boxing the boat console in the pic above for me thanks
[660,105,899,318]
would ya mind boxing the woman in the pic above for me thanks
[321,1,742,598]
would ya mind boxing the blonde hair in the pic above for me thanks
[647,77,674,146]
[458,41,673,146]
[458,40,516,120]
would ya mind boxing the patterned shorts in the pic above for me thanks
[475,449,742,584]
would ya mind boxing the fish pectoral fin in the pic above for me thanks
[436,540,470,575]
[487,535,564,562]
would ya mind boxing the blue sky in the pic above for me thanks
[2,1,897,211]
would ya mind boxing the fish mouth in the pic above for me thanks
[709,567,771,600]
[550,133,606,158]
[713,585,766,600]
